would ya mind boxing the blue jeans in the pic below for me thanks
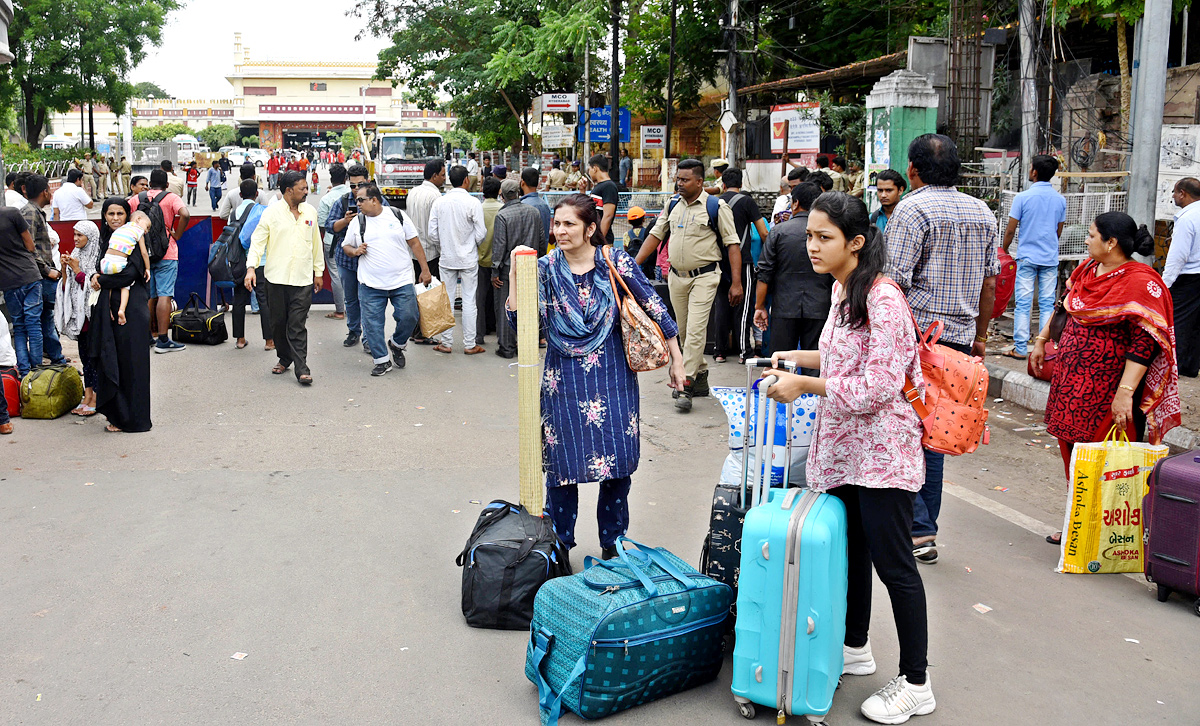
[358,283,417,365]
[544,476,632,549]
[1013,260,1057,355]
[340,266,362,336]
[912,449,943,538]
[209,186,222,209]
[5,281,43,376]
[40,278,66,364]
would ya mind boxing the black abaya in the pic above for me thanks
[88,248,152,432]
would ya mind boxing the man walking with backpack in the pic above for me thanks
[716,167,768,363]
[340,183,432,376]
[245,171,324,386]
[130,169,190,353]
[633,158,741,411]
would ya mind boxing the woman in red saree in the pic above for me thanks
[1031,212,1180,544]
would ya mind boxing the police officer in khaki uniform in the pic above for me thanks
[633,158,741,412]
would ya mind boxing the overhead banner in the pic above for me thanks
[769,102,821,155]
[640,125,666,152]
[541,125,575,149]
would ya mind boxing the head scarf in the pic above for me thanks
[56,221,102,336]
[1065,258,1180,443]
[540,247,617,357]
[98,196,131,255]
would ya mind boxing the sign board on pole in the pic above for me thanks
[769,102,821,156]
[577,106,631,144]
[541,125,575,149]
[641,125,666,152]
[537,93,578,115]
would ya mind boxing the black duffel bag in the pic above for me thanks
[170,292,228,345]
[456,500,571,630]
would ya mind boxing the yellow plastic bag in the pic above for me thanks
[1057,426,1168,574]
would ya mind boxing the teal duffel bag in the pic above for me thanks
[20,364,83,419]
[525,537,731,725]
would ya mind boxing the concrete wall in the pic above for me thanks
[1164,63,1200,125]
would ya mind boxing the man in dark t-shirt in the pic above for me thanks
[714,167,768,362]
[0,207,43,376]
[587,153,619,244]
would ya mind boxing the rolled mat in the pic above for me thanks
[515,250,543,514]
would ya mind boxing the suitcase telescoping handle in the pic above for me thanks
[741,358,797,509]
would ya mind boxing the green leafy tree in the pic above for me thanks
[0,0,178,144]
[196,123,238,150]
[243,135,260,148]
[354,0,595,150]
[132,81,170,99]
[622,0,723,118]
[1052,0,1191,138]
[341,126,364,154]
[131,122,191,142]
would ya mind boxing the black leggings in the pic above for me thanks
[232,269,271,341]
[831,485,928,684]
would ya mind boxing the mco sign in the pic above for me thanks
[640,125,666,152]
[537,93,578,115]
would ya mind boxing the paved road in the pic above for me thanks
[3,312,1199,725]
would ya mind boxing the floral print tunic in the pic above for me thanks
[509,247,678,487]
[807,279,926,492]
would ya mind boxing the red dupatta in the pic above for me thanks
[1064,258,1180,444]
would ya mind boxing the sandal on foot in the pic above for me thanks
[1046,533,1062,545]
[297,374,313,386]
[272,363,290,375]
[1002,348,1027,360]
[236,340,248,349]
[433,344,453,354]
[105,424,122,433]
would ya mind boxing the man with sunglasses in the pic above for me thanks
[341,183,432,376]
[326,164,391,352]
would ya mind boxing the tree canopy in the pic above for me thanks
[0,0,178,144]
[132,81,171,99]
[197,124,238,150]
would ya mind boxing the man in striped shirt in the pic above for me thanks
[885,133,999,565]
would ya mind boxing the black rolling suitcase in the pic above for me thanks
[699,358,794,625]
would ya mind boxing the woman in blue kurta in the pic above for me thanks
[506,194,685,557]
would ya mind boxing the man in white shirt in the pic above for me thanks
[464,152,480,192]
[404,158,446,345]
[341,183,432,376]
[428,164,486,354]
[51,170,94,221]
[1165,177,1200,377]
[160,160,186,199]
[4,172,28,209]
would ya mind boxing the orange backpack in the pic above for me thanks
[900,317,990,455]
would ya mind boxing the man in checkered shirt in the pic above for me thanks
[885,133,999,566]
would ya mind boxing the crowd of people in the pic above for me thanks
[2,129,1196,722]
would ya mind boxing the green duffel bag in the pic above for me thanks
[20,364,84,419]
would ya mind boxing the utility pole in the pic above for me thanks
[610,0,620,169]
[664,0,677,160]
[1018,0,1037,188]
[725,0,741,167]
[1128,0,1172,233]
[584,32,591,161]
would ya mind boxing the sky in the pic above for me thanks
[128,0,391,100]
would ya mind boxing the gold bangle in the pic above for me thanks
[1119,384,1135,392]
[1035,335,1048,342]
[975,335,988,343]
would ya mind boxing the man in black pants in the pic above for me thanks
[1166,177,1200,377]
[754,182,831,371]
[245,171,324,385]
[715,167,769,363]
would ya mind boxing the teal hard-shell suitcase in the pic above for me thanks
[526,537,732,724]
[730,374,849,723]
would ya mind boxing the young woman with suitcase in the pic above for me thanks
[765,191,934,724]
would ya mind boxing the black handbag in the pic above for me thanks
[456,500,572,630]
[170,293,228,345]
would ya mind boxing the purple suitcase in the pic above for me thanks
[1144,451,1200,616]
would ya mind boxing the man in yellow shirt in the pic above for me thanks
[246,170,325,385]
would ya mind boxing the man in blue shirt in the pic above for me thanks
[1001,155,1066,358]
[1165,177,1200,377]
[868,169,906,235]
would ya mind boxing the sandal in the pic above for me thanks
[325,312,345,319]
[297,374,313,385]
[236,339,248,349]
[713,355,727,363]
[433,344,453,354]
[79,406,97,417]
[1046,532,1062,545]
[272,363,290,375]
[105,424,122,433]
[1002,348,1027,360]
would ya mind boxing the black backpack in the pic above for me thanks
[138,191,172,264]
[356,205,407,237]
[208,203,252,286]
[456,500,572,630]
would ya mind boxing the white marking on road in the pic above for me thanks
[944,481,1152,589]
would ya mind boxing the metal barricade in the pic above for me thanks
[999,189,1127,260]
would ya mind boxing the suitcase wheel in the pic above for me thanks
[1157,584,1171,603]
[736,701,755,719]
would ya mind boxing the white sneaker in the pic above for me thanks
[842,641,876,676]
[860,674,936,724]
